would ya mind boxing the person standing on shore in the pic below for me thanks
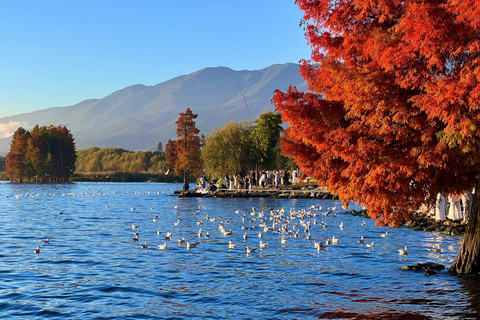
[434,193,446,221]
[461,191,474,222]
[448,195,463,220]
[274,170,280,188]
[283,170,290,186]
[292,169,298,184]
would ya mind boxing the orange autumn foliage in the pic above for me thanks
[274,0,480,226]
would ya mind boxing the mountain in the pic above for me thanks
[0,63,306,155]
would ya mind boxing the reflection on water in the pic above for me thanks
[0,181,478,319]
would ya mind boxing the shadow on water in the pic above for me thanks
[458,275,480,319]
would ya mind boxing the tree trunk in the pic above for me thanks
[183,171,189,191]
[449,180,480,275]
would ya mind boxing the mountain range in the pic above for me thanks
[0,63,306,155]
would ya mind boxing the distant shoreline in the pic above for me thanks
[0,172,186,183]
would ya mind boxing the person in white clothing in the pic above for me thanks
[448,195,463,220]
[292,169,298,184]
[434,193,446,221]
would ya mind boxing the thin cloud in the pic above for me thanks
[0,121,28,139]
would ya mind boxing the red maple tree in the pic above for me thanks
[274,0,480,274]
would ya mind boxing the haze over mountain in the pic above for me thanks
[0,63,306,155]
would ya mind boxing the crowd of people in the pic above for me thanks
[195,169,302,193]
[429,191,474,222]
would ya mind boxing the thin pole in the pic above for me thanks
[237,85,253,126]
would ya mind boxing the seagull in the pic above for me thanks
[132,224,139,230]
[259,240,269,248]
[42,238,50,244]
[398,246,408,255]
[246,246,256,254]
[205,231,210,239]
[228,240,236,249]
[361,221,366,226]
[332,236,339,244]
[141,241,148,249]
[281,236,287,244]
[223,229,233,236]
[325,238,331,245]
[258,232,263,238]
[34,246,40,254]
[243,232,248,240]
[132,231,140,242]
[340,222,344,229]
[153,215,159,222]
[157,230,162,235]
[177,238,186,245]
[58,211,63,215]
[427,244,442,253]
[158,243,168,250]
[187,240,199,250]
[366,242,375,248]
[358,236,364,244]
[198,229,203,238]
[380,231,388,238]
[314,241,325,252]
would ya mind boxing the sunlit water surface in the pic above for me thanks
[0,182,478,319]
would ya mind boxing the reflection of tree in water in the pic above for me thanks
[314,310,430,319]
[459,276,480,317]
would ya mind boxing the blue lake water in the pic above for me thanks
[0,181,478,319]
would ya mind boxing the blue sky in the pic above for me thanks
[0,0,311,119]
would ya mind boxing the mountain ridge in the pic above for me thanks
[0,63,306,155]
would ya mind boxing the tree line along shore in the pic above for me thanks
[1,110,296,185]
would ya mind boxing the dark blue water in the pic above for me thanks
[0,182,478,319]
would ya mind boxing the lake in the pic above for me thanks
[0,182,478,319]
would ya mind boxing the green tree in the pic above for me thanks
[250,111,283,170]
[27,125,48,182]
[148,151,167,173]
[201,121,254,179]
[0,156,6,172]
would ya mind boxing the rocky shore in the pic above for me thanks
[403,211,467,236]
[176,185,339,200]
[347,208,467,236]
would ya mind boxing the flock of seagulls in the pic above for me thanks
[17,188,445,259]
[118,201,444,259]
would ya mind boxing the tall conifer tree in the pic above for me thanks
[174,108,202,191]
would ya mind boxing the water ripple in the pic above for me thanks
[0,182,477,319]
